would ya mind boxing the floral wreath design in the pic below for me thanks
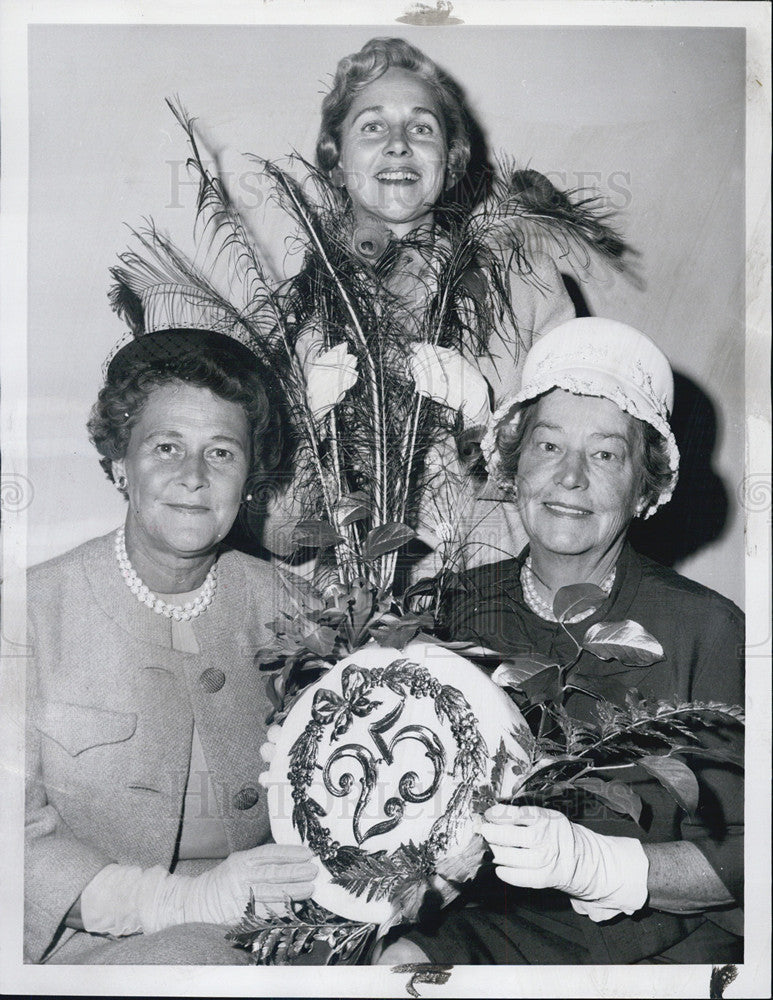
[288,658,489,909]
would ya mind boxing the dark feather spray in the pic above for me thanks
[107,103,637,597]
[476,160,638,281]
[107,276,146,336]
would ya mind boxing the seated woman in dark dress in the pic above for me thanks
[377,316,743,965]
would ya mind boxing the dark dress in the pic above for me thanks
[402,543,744,964]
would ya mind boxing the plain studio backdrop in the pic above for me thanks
[27,24,745,608]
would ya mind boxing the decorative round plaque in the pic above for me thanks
[264,641,532,923]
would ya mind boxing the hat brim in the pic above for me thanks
[106,329,258,381]
[482,376,680,519]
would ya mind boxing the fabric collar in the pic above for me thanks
[81,531,255,655]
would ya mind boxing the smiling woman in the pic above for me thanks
[24,327,320,965]
[260,36,583,568]
[512,391,649,579]
[335,67,450,238]
[105,382,250,588]
[377,317,744,966]
[88,330,278,592]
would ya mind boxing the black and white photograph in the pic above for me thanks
[1,1,769,996]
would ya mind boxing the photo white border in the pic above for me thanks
[1,1,770,996]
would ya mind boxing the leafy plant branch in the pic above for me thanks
[490,584,744,822]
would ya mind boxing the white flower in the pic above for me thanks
[408,343,491,427]
[303,340,359,422]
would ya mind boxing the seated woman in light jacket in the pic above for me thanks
[25,327,316,964]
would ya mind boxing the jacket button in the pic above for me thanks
[232,785,260,811]
[199,668,226,693]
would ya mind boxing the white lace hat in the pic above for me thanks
[481,317,680,518]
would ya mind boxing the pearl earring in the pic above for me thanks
[116,475,127,491]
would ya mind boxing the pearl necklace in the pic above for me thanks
[521,556,615,624]
[114,527,217,621]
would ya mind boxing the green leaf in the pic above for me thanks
[553,583,606,622]
[675,745,745,768]
[300,625,338,656]
[275,563,326,613]
[582,620,665,666]
[370,611,433,650]
[340,505,368,527]
[292,519,346,550]
[492,655,558,692]
[361,522,417,561]
[371,620,421,648]
[573,776,643,823]
[638,754,699,813]
[266,671,285,713]
[338,491,370,527]
[402,576,438,602]
[519,664,562,705]
[254,645,285,667]
[566,671,633,706]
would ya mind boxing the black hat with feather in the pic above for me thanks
[105,245,260,382]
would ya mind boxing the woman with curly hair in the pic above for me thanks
[252,37,588,568]
[25,327,317,964]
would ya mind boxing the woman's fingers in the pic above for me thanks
[243,843,313,865]
[480,819,544,849]
[252,881,316,902]
[494,865,553,890]
[484,803,551,825]
[250,862,318,884]
[482,805,563,890]
[284,881,316,901]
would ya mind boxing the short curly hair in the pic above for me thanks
[495,394,675,515]
[316,37,471,190]
[88,342,283,502]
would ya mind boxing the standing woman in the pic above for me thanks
[313,36,576,400]
[201,37,590,566]
[25,327,316,964]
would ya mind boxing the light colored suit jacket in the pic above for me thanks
[25,532,286,962]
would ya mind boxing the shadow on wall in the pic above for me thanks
[559,277,730,566]
[562,273,592,318]
[629,371,730,566]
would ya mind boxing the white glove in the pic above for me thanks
[80,843,316,936]
[481,804,649,922]
[257,723,282,772]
